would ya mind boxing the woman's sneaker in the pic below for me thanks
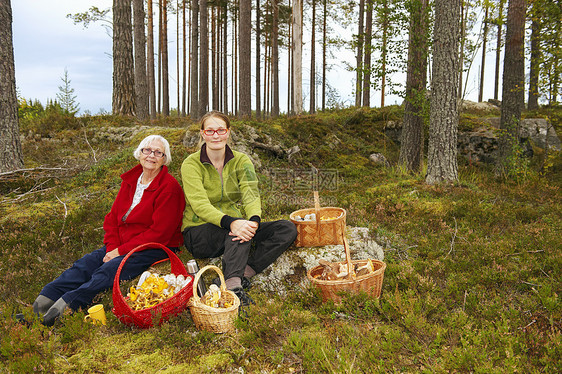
[232,287,255,306]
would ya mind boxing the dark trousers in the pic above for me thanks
[182,220,297,280]
[39,246,172,311]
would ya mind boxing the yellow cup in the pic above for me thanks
[84,304,106,325]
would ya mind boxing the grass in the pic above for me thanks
[1,107,561,373]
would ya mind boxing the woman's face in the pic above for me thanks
[201,116,229,152]
[139,140,166,173]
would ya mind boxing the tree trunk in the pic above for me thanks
[497,0,526,174]
[264,28,270,116]
[222,2,228,113]
[478,3,488,103]
[457,0,467,98]
[147,0,157,119]
[190,0,199,118]
[272,0,280,117]
[133,0,149,120]
[199,0,209,118]
[113,0,136,116]
[426,0,461,185]
[380,0,388,108]
[161,0,169,116]
[399,0,429,173]
[255,0,262,119]
[239,0,252,118]
[322,0,327,110]
[157,0,162,113]
[182,0,187,116]
[494,0,504,101]
[292,0,303,115]
[176,0,181,116]
[0,0,23,172]
[355,0,364,107]
[528,4,540,110]
[362,0,373,107]
[310,0,316,114]
[288,0,293,115]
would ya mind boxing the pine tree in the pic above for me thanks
[56,68,80,115]
[0,0,24,172]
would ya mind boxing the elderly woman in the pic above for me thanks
[181,111,297,305]
[33,135,185,326]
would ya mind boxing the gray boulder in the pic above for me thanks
[253,226,385,295]
[369,153,390,167]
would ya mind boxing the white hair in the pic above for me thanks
[133,135,172,166]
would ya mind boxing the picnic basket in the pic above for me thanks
[188,265,240,333]
[112,242,194,328]
[289,191,346,247]
[307,234,386,303]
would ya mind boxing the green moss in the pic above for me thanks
[1,108,561,373]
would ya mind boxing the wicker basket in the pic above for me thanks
[188,265,240,333]
[307,236,386,303]
[290,191,346,247]
[112,242,194,328]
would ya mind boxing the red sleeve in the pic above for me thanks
[116,181,185,255]
[103,181,127,252]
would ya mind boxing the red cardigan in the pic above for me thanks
[103,164,185,255]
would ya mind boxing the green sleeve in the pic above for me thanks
[237,154,262,219]
[181,157,224,227]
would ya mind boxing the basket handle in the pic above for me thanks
[190,265,227,304]
[313,191,321,241]
[112,242,189,312]
[342,233,355,279]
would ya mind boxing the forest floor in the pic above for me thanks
[1,105,561,373]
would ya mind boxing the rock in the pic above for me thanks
[369,153,390,167]
[457,127,500,164]
[287,145,301,160]
[518,118,561,151]
[383,120,402,144]
[488,98,501,107]
[386,117,560,164]
[461,99,500,114]
[251,226,386,295]
[182,129,201,149]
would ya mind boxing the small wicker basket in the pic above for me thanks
[112,242,193,328]
[290,191,346,247]
[307,235,386,303]
[188,265,240,333]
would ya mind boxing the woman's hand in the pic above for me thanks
[103,249,120,263]
[229,220,258,243]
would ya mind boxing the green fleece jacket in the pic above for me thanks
[181,144,262,231]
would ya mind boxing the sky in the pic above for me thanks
[12,0,114,114]
[11,0,498,116]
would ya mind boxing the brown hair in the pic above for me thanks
[199,111,230,130]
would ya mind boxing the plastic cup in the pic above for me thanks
[84,304,106,325]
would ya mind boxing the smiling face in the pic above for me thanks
[139,139,166,173]
[201,116,230,152]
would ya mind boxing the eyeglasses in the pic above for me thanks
[202,128,228,136]
[141,148,165,158]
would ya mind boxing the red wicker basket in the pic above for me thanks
[112,242,193,328]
